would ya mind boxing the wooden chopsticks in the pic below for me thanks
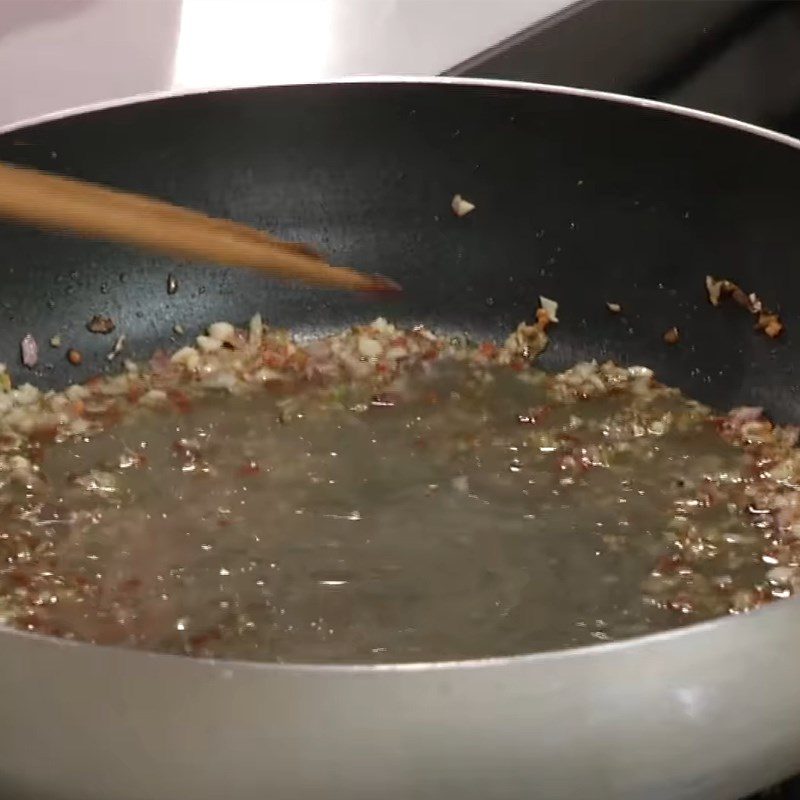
[0,162,399,293]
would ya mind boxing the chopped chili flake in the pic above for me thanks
[237,460,260,477]
[663,327,680,345]
[535,308,552,329]
[167,389,192,414]
[127,385,144,404]
[262,352,286,369]
[86,315,116,334]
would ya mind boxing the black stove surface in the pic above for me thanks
[448,2,800,797]
[450,0,800,138]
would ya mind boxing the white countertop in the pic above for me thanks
[0,0,573,128]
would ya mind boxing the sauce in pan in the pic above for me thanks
[0,317,795,662]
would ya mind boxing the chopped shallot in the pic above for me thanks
[249,314,263,348]
[171,347,201,371]
[706,275,784,338]
[539,296,559,324]
[451,194,475,217]
[705,275,723,306]
[358,335,382,359]
[20,334,38,368]
[196,335,222,354]
[140,389,168,407]
[208,322,235,344]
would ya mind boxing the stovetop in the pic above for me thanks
[450,0,800,139]
[449,2,800,797]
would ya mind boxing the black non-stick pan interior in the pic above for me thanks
[0,81,798,421]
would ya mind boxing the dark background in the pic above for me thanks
[450,0,800,138]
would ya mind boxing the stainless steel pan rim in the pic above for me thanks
[3,75,799,150]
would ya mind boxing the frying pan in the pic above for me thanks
[0,77,799,800]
